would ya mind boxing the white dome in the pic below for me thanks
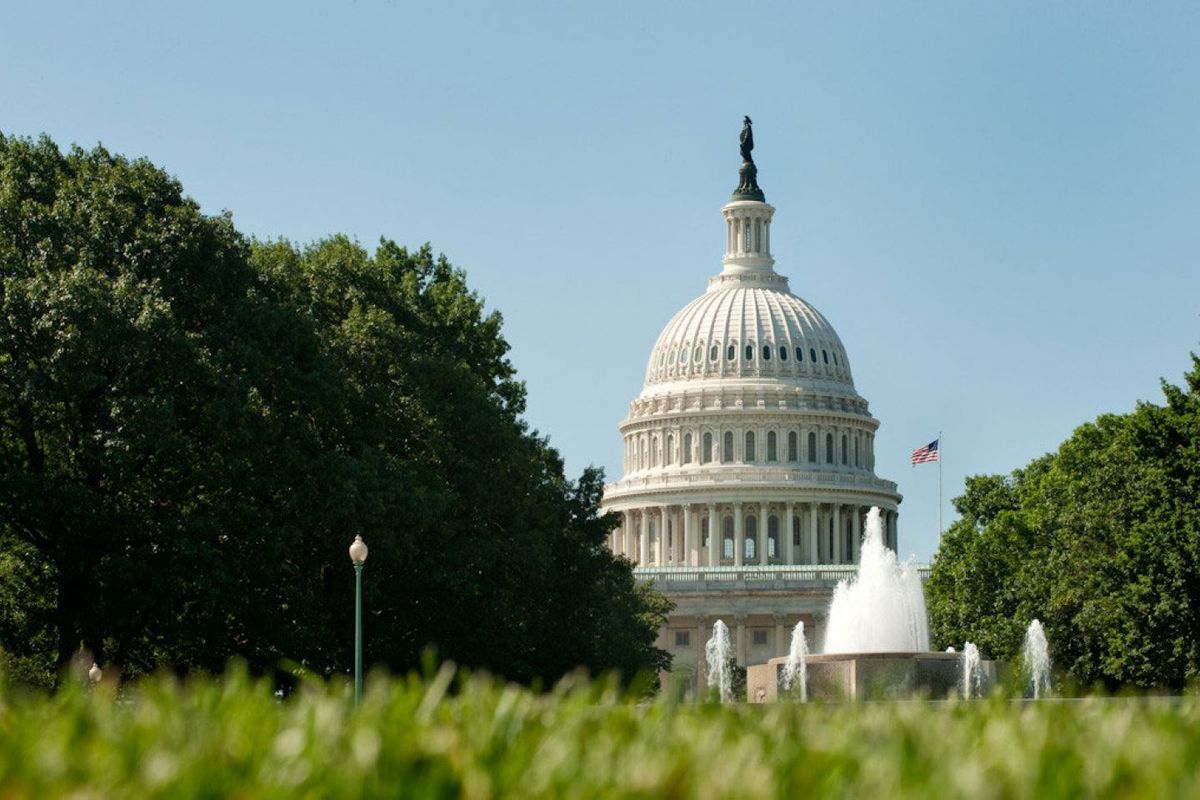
[643,284,855,390]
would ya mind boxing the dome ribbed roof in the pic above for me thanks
[643,285,855,389]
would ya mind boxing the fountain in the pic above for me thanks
[780,621,808,701]
[961,642,982,699]
[705,619,733,703]
[823,508,929,653]
[746,507,1002,701]
[1023,619,1052,699]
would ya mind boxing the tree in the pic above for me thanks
[0,133,669,687]
[927,355,1200,690]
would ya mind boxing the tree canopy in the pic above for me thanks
[0,133,670,688]
[927,355,1200,690]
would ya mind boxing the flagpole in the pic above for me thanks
[938,430,943,537]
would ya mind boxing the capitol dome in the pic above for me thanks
[600,119,902,689]
[642,283,855,393]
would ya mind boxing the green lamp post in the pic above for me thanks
[349,534,369,704]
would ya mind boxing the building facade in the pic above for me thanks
[601,126,901,693]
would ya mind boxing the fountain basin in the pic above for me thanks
[747,652,1003,702]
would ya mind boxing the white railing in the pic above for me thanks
[605,466,899,497]
[633,564,931,591]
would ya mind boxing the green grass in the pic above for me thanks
[2,665,1199,798]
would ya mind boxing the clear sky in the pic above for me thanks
[3,1,1198,562]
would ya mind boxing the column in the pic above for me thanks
[707,505,718,567]
[675,509,686,564]
[774,614,787,658]
[624,511,635,559]
[683,505,695,566]
[808,503,819,564]
[735,615,746,667]
[890,511,899,552]
[759,502,768,565]
[851,506,861,563]
[638,510,649,565]
[657,506,667,565]
[833,503,843,564]
[695,617,707,692]
[784,501,795,565]
[734,503,745,567]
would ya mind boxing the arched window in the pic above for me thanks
[726,344,736,361]
[788,431,798,462]
[767,431,778,461]
[796,347,804,362]
[825,433,834,464]
[762,345,771,361]
[810,348,817,362]
[651,437,659,467]
[683,432,693,464]
[666,434,674,465]
[710,345,719,361]
[807,432,817,463]
[745,516,757,560]
[723,516,735,559]
[854,436,860,467]
[745,431,756,462]
[768,515,779,558]
[841,434,848,465]
[822,350,829,364]
[723,431,734,463]
[833,351,839,366]
[744,344,754,361]
[694,346,703,363]
[702,432,713,464]
[780,346,788,361]
[701,516,709,548]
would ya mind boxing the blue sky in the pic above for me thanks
[3,2,1198,561]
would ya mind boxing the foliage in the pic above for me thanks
[3,668,1200,798]
[928,355,1200,690]
[0,133,668,687]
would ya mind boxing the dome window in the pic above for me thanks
[668,349,677,366]
[810,348,817,362]
[726,344,736,361]
[745,431,756,462]
[683,433,693,464]
[745,344,754,361]
[702,432,713,464]
[788,431,798,462]
[723,517,735,560]
[832,351,839,366]
[710,345,719,362]
[680,348,689,365]
[779,347,788,361]
[807,432,817,463]
[767,431,778,461]
[694,346,703,363]
[722,431,734,463]
[762,345,771,361]
[822,350,829,364]
[825,433,834,463]
[796,347,803,362]
[841,434,848,465]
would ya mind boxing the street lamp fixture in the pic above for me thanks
[88,662,102,685]
[349,534,368,704]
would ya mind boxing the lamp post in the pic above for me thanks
[88,662,102,686]
[348,534,369,705]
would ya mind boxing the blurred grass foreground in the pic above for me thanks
[2,665,1199,799]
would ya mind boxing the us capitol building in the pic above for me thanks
[602,119,902,693]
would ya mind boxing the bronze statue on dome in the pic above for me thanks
[740,116,754,163]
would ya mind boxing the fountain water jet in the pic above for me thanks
[961,642,982,699]
[781,621,808,701]
[823,508,929,653]
[705,619,733,703]
[1023,619,1052,699]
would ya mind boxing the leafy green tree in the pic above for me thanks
[0,134,669,687]
[928,356,1200,690]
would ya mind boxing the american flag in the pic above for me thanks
[911,439,939,465]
